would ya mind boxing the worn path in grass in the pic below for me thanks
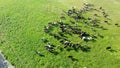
[0,0,120,68]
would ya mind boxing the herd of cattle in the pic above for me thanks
[40,3,118,57]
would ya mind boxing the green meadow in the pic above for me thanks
[0,0,120,68]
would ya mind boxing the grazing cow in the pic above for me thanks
[76,44,82,49]
[75,31,82,34]
[60,16,66,19]
[48,22,58,26]
[53,34,61,40]
[64,41,70,45]
[48,22,52,25]
[41,37,48,43]
[93,8,99,11]
[106,46,111,50]
[104,20,108,23]
[100,7,102,9]
[61,24,66,28]
[84,3,94,7]
[52,22,57,26]
[58,32,67,38]
[79,32,92,41]
[72,6,76,13]
[70,20,75,24]
[74,15,82,21]
[68,55,78,61]
[45,42,51,48]
[115,23,119,26]
[70,26,81,31]
[68,9,73,16]
[44,26,49,33]
[104,14,108,18]
[35,50,45,57]
[68,55,73,58]
[69,43,74,48]
[94,14,100,17]
[64,41,72,48]
[61,28,66,32]
[45,43,54,52]
[94,14,98,16]
[80,45,90,52]
[97,33,104,38]
[64,45,68,48]
[80,32,88,37]
[59,39,64,44]
[82,36,92,41]
[88,17,92,20]
[57,20,64,25]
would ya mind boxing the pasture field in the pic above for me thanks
[0,0,120,68]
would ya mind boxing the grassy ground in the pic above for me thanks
[0,0,120,68]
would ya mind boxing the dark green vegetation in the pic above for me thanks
[0,0,120,68]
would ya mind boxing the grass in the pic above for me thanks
[0,0,120,68]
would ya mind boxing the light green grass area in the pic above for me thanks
[0,0,120,68]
